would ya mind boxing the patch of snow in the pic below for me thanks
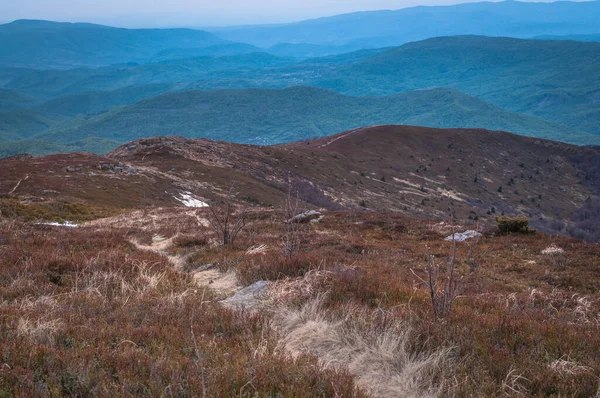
[444,230,482,242]
[39,221,78,228]
[176,191,208,208]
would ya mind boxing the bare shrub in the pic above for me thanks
[281,181,306,264]
[207,185,248,246]
[412,234,462,322]
[465,225,490,273]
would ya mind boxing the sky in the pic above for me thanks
[0,0,516,27]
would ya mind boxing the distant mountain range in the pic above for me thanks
[0,19,227,69]
[209,1,600,49]
[1,86,597,158]
[1,2,600,157]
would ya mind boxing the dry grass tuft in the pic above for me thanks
[549,355,594,377]
[267,269,332,304]
[17,317,64,346]
[273,296,450,398]
[501,366,529,397]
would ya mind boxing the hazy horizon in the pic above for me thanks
[0,0,591,28]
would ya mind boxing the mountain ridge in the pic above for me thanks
[3,124,599,241]
[12,87,594,158]
[210,1,600,48]
[0,19,228,69]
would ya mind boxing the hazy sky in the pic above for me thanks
[0,0,516,27]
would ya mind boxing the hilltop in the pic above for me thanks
[2,125,599,241]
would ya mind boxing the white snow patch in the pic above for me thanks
[176,192,208,208]
[445,230,482,242]
[39,221,78,228]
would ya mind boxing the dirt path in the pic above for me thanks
[130,234,241,296]
[130,235,186,268]
[8,174,29,195]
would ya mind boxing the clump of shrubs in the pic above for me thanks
[496,216,536,234]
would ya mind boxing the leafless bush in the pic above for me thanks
[465,225,489,273]
[281,181,306,263]
[412,234,462,322]
[207,185,248,246]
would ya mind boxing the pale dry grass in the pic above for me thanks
[267,270,332,304]
[272,297,449,398]
[548,355,593,377]
[17,317,63,346]
[501,366,529,397]
[246,244,270,255]
[505,288,599,325]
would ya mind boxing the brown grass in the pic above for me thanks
[2,207,600,397]
[0,220,365,397]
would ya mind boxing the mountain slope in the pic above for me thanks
[148,43,263,62]
[4,52,291,98]
[3,125,598,239]
[316,36,600,135]
[0,88,38,111]
[535,34,600,42]
[0,109,67,141]
[212,1,600,48]
[0,19,227,69]
[31,87,598,151]
[34,83,176,116]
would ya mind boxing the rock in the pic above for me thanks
[286,210,324,224]
[65,167,77,172]
[191,263,217,273]
[444,230,482,242]
[221,281,268,311]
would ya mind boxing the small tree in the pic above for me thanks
[208,185,248,246]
